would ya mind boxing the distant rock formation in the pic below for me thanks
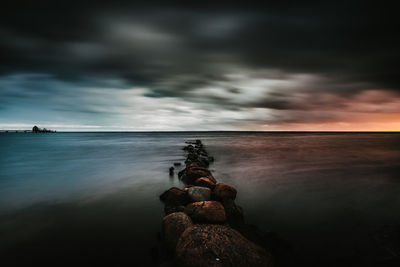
[32,125,56,133]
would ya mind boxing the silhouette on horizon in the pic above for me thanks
[32,125,55,133]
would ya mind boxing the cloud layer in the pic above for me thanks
[1,1,399,130]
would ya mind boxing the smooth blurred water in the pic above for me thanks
[0,132,399,266]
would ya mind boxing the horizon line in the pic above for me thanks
[1,130,399,133]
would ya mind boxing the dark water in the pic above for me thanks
[1,132,400,266]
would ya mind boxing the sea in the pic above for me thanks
[1,132,399,266]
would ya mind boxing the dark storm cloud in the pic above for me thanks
[1,1,399,129]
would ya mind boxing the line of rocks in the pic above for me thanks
[155,140,291,267]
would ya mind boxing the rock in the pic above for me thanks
[182,185,194,192]
[185,152,200,164]
[173,162,182,166]
[160,187,188,206]
[187,186,211,202]
[183,145,194,152]
[214,183,237,200]
[180,164,216,185]
[184,201,226,223]
[184,151,212,168]
[164,205,185,215]
[195,177,216,189]
[178,169,186,178]
[162,212,192,251]
[196,155,211,168]
[176,224,272,267]
[169,167,174,175]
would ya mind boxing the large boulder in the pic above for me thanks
[162,212,192,251]
[214,183,237,200]
[175,224,272,267]
[184,201,226,223]
[187,186,211,202]
[160,187,188,206]
[195,177,216,189]
[180,164,216,185]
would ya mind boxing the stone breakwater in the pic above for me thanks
[156,140,291,267]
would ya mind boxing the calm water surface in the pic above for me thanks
[1,132,399,266]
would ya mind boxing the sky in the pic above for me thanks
[1,1,399,131]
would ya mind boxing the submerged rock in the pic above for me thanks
[214,183,237,200]
[184,201,226,224]
[162,212,192,251]
[160,187,188,206]
[195,177,216,189]
[187,186,211,202]
[175,224,272,267]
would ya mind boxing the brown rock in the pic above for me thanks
[214,183,237,200]
[160,187,188,206]
[195,177,216,189]
[176,224,272,267]
[162,212,192,251]
[182,185,194,192]
[187,186,211,202]
[164,205,185,215]
[184,201,226,223]
[181,164,216,185]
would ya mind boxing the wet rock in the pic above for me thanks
[164,205,185,215]
[182,185,194,192]
[183,149,212,168]
[162,212,192,251]
[185,153,201,165]
[169,167,174,176]
[196,156,211,168]
[183,145,194,152]
[180,164,216,185]
[187,186,211,202]
[160,187,188,206]
[177,169,186,178]
[176,224,272,267]
[214,183,237,200]
[173,162,181,166]
[184,201,226,223]
[195,177,216,189]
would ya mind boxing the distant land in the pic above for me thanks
[0,126,56,133]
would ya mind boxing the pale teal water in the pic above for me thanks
[0,132,399,266]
